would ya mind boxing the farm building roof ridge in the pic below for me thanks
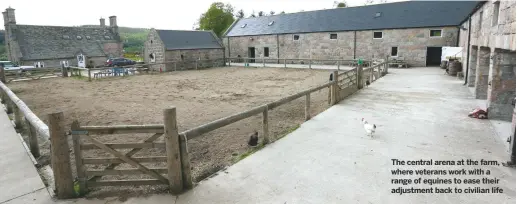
[224,0,481,37]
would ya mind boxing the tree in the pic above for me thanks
[198,2,235,37]
[258,11,265,16]
[334,1,347,8]
[269,11,275,15]
[280,11,286,14]
[249,11,256,17]
[236,9,245,18]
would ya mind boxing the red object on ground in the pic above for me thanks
[468,108,488,119]
[160,67,162,72]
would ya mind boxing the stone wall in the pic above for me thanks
[487,50,516,121]
[460,0,516,75]
[144,29,165,71]
[226,26,458,67]
[163,49,224,71]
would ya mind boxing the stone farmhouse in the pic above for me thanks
[459,0,516,121]
[144,29,224,71]
[2,7,123,68]
[223,1,481,67]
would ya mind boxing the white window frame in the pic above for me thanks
[391,47,398,57]
[293,34,300,41]
[429,29,443,38]
[373,31,383,39]
[329,33,338,40]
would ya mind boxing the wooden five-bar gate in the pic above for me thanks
[70,108,191,194]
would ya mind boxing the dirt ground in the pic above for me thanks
[9,66,334,198]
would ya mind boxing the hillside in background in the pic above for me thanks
[82,26,150,54]
[0,27,148,61]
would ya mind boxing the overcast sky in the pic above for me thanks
[1,0,406,30]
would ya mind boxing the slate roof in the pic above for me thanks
[13,25,120,60]
[156,30,223,50]
[225,0,482,37]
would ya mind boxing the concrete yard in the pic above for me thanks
[173,67,516,204]
[0,106,49,203]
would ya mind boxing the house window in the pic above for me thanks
[86,36,91,40]
[293,35,300,40]
[375,12,382,18]
[181,54,184,60]
[391,47,398,57]
[430,29,442,37]
[330,34,337,39]
[373,31,383,39]
[264,47,269,57]
[76,36,82,40]
[63,35,70,39]
[492,1,500,26]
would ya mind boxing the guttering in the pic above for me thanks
[464,16,472,85]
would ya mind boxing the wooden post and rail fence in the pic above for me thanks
[0,58,389,199]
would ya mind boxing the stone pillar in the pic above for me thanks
[467,46,478,87]
[487,50,516,121]
[474,47,490,99]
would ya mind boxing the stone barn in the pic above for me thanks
[2,7,123,68]
[144,29,224,71]
[459,0,516,121]
[223,1,480,67]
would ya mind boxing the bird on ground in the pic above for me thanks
[248,131,259,147]
[361,118,376,138]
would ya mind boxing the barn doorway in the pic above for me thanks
[426,47,442,66]
[248,47,255,63]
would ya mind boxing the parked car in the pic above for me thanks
[0,61,35,71]
[105,58,136,67]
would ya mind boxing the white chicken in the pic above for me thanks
[361,118,376,138]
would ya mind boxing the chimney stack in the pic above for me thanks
[109,16,118,34]
[3,7,16,25]
[109,16,117,27]
[100,17,105,27]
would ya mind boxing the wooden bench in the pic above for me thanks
[388,57,409,68]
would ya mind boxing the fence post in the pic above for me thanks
[337,60,340,70]
[262,105,269,144]
[309,58,312,69]
[357,64,364,89]
[26,119,41,158]
[174,62,177,71]
[163,107,183,194]
[262,57,265,67]
[48,112,75,199]
[13,105,22,129]
[305,93,311,121]
[332,70,339,104]
[377,66,381,79]
[0,65,5,83]
[6,98,13,114]
[284,59,287,68]
[195,60,199,70]
[385,55,389,74]
[88,68,91,82]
